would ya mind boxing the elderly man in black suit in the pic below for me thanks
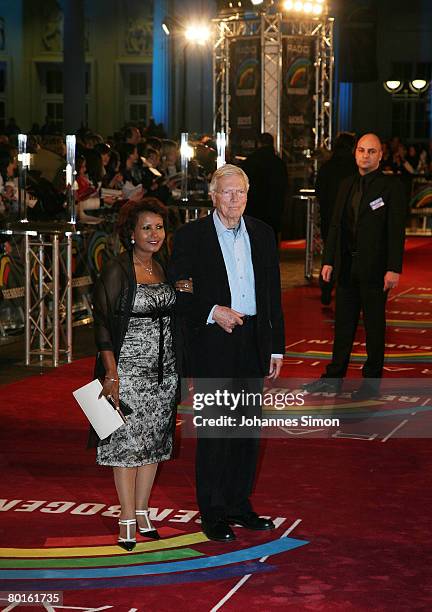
[305,133,407,400]
[169,164,285,542]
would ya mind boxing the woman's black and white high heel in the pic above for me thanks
[118,518,137,551]
[136,509,160,540]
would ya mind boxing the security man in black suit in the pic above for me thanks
[305,133,406,399]
[169,164,285,542]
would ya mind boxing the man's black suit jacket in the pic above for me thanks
[323,171,407,286]
[169,213,285,377]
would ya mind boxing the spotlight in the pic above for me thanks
[251,0,264,4]
[162,22,170,36]
[410,79,429,93]
[383,80,403,93]
[283,0,325,14]
[184,23,211,45]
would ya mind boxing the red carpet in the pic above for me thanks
[0,237,431,610]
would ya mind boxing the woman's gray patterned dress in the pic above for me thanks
[97,283,177,467]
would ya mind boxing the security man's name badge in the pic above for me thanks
[369,197,385,210]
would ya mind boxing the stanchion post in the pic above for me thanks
[66,135,77,224]
[216,131,226,168]
[180,132,189,202]
[17,134,29,223]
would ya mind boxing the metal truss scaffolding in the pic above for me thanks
[213,11,334,153]
[24,230,73,367]
[261,13,282,153]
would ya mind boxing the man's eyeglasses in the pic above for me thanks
[217,189,247,199]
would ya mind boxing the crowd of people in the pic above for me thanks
[0,120,216,223]
[0,117,431,226]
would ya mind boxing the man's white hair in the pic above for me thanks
[209,164,249,193]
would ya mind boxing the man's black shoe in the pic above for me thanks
[201,519,235,542]
[226,512,275,531]
[351,384,380,401]
[303,378,342,394]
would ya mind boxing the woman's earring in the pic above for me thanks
[131,238,135,244]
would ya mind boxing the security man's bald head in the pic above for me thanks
[355,133,383,175]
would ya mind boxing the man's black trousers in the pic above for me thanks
[193,317,263,522]
[325,256,388,379]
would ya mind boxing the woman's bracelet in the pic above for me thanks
[105,376,118,382]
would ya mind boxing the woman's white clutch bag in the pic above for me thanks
[73,379,125,440]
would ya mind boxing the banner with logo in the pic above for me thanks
[229,37,261,157]
[281,35,314,168]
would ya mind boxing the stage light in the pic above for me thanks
[162,22,170,36]
[383,80,403,93]
[410,79,429,92]
[251,0,264,5]
[282,0,326,13]
[184,23,211,45]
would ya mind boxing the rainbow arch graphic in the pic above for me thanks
[286,57,311,89]
[236,58,259,91]
[87,231,108,275]
[0,254,10,287]
[0,530,308,589]
[410,186,432,209]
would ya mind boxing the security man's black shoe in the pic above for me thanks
[351,383,380,401]
[303,378,342,394]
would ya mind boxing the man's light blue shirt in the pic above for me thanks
[207,210,283,362]
[207,210,256,321]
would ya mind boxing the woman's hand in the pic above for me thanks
[99,374,120,409]
[175,278,193,293]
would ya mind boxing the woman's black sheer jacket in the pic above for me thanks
[93,249,137,380]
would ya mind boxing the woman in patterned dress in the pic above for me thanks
[92,198,191,551]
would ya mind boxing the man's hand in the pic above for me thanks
[212,306,244,333]
[384,271,400,291]
[321,265,333,283]
[268,357,283,380]
[175,278,193,293]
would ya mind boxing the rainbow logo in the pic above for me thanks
[87,231,108,275]
[236,58,259,92]
[0,255,10,287]
[410,186,432,209]
[0,529,308,590]
[286,57,311,90]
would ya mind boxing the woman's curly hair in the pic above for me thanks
[117,198,168,250]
